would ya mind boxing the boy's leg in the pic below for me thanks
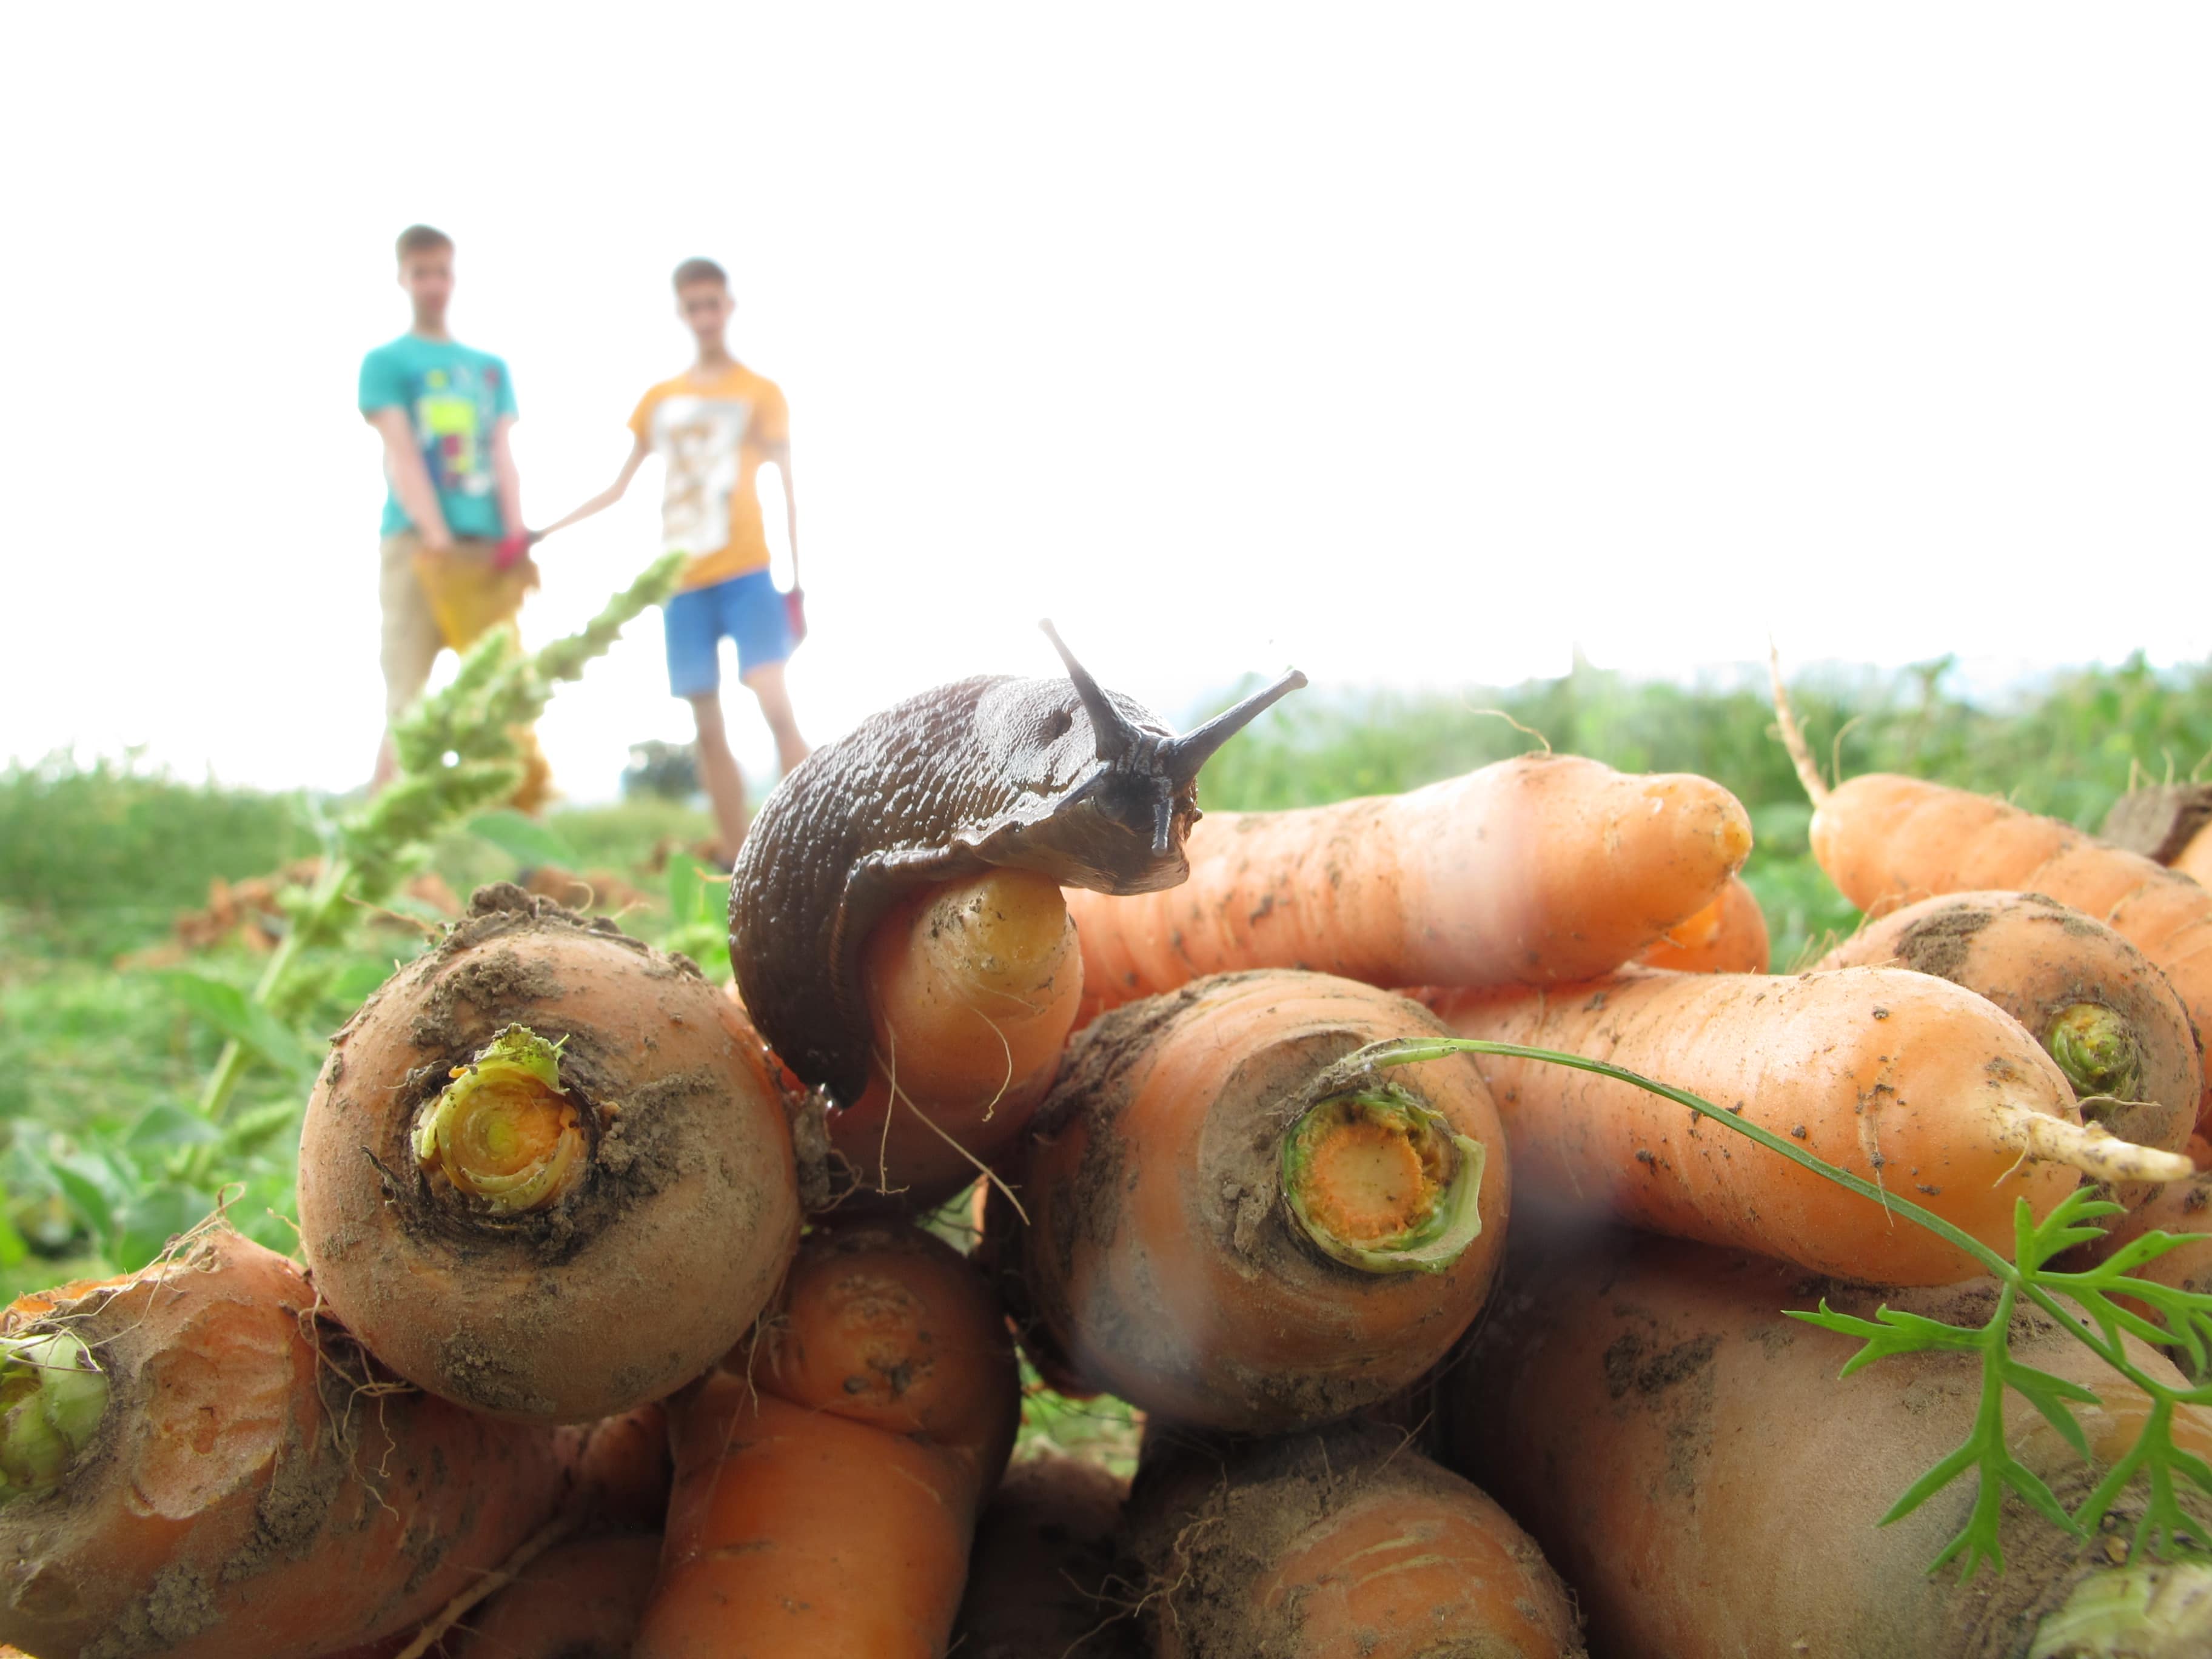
[688,694,750,863]
[666,581,748,863]
[739,660,810,776]
[728,570,810,779]
[374,531,445,790]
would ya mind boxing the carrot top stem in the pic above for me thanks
[412,1025,589,1215]
[2046,1002,2145,1109]
[2026,1559,2212,1656]
[1281,1085,1485,1275]
[0,1331,108,1504]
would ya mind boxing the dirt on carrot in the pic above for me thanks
[0,1226,569,1659]
[1439,1218,2212,1659]
[1065,752,1751,1022]
[1127,1418,1586,1659]
[951,1450,1137,1659]
[1419,964,2165,1284]
[1815,890,2202,1177]
[298,884,805,1424]
[1007,970,1506,1431]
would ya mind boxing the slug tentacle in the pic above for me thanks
[1039,618,1142,762]
[731,629,1304,1108]
[1163,667,1310,782]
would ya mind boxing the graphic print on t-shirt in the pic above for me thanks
[651,394,754,558]
[417,365,495,500]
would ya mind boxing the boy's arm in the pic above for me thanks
[490,415,524,546]
[365,406,452,550]
[535,434,653,541]
[766,439,798,588]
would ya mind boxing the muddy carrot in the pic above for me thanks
[0,1226,568,1659]
[953,1452,1139,1659]
[826,868,1084,1209]
[1009,970,1507,1430]
[298,885,803,1423]
[1128,1419,1586,1658]
[1814,890,2201,1181]
[444,1532,662,1659]
[1421,965,2192,1284]
[1065,753,1751,1021]
[1774,660,2212,1131]
[1438,1225,2212,1659]
[632,1218,1019,1658]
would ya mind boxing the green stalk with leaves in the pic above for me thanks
[10,555,682,1269]
[179,555,682,1174]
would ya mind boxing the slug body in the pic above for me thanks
[731,628,1304,1104]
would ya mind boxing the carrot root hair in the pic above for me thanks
[1768,642,1833,806]
[1990,1104,2194,1185]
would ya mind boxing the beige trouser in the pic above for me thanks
[378,531,542,719]
[378,530,553,811]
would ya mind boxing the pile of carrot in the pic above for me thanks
[17,657,2212,1658]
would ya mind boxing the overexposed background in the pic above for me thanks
[4,4,2206,799]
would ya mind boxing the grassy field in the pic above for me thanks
[5,650,2209,1310]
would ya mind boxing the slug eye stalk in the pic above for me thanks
[1037,618,1307,780]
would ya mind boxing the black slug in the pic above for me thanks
[728,623,1305,1104]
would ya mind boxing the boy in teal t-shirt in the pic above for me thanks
[358,333,518,539]
[360,224,537,794]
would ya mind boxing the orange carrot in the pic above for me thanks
[298,886,803,1423]
[0,1226,568,1659]
[1009,970,1507,1430]
[952,1452,1138,1659]
[828,867,1084,1208]
[1128,1420,1586,1659]
[1421,965,2192,1284]
[1774,661,2212,1131]
[1813,890,2201,1178]
[632,1218,1019,1658]
[443,1532,662,1659]
[561,1403,674,1533]
[1633,874,1770,973]
[1439,1226,2212,1658]
[1065,754,1751,1021]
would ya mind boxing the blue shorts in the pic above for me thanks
[663,569,794,698]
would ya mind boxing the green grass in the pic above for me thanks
[4,650,2208,1302]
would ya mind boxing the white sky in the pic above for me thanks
[4,5,2207,800]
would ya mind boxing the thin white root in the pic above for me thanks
[1991,1108,2195,1185]
[393,1507,580,1659]
[1767,642,1832,806]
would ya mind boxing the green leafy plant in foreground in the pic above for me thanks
[1332,1036,2212,1581]
[179,552,686,1185]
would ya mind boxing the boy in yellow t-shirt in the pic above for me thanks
[536,258,808,861]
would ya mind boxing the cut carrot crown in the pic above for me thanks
[412,1025,589,1215]
[2044,1002,2143,1108]
[0,1330,108,1504]
[1280,1087,1485,1275]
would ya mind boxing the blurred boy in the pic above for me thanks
[359,224,537,793]
[536,257,807,860]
